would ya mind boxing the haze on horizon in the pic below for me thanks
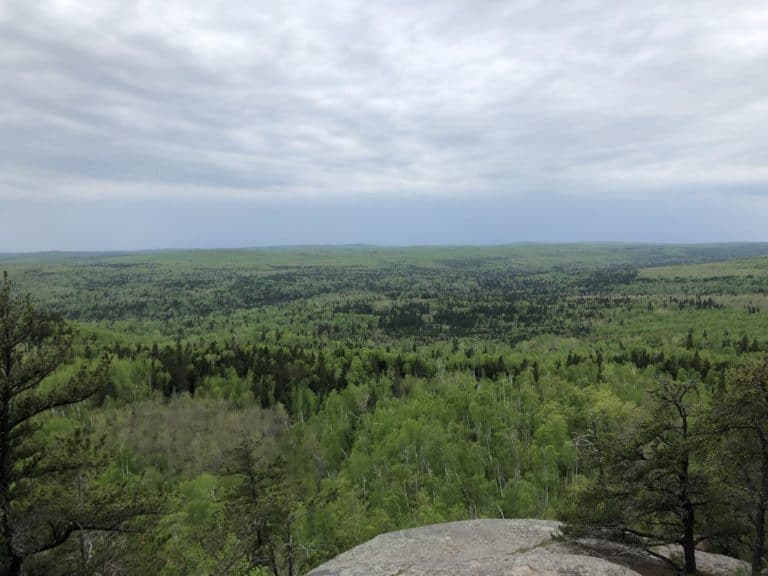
[1,0,767,252]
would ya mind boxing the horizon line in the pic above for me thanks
[3,240,768,257]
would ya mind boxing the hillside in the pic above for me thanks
[1,244,767,574]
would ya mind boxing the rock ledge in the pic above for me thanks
[305,519,748,576]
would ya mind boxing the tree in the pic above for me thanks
[0,272,136,574]
[563,378,712,574]
[221,438,301,576]
[709,355,768,574]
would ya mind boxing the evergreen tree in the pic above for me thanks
[222,438,300,575]
[563,378,712,574]
[0,273,139,574]
[709,356,768,574]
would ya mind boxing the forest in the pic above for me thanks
[2,243,768,575]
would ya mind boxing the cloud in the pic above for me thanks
[0,0,766,205]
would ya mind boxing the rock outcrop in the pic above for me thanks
[305,519,749,576]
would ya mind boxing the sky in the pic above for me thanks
[1,0,767,251]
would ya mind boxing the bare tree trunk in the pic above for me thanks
[677,393,696,575]
[752,502,766,576]
[752,452,768,575]
[268,544,280,576]
[6,555,23,576]
[286,523,295,576]
[681,501,697,574]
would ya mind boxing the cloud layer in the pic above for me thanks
[2,0,767,204]
[1,1,768,250]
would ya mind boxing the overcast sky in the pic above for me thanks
[1,0,767,251]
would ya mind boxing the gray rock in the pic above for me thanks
[305,519,642,576]
[652,544,750,576]
[566,538,751,576]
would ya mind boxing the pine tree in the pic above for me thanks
[0,272,140,574]
[563,378,712,574]
[222,438,300,575]
[709,356,768,574]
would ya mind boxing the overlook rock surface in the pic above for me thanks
[305,519,748,576]
[305,519,637,576]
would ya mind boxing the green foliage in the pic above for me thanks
[0,273,152,575]
[562,378,718,574]
[2,244,768,573]
[708,356,768,574]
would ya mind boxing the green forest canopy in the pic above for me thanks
[1,243,768,574]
